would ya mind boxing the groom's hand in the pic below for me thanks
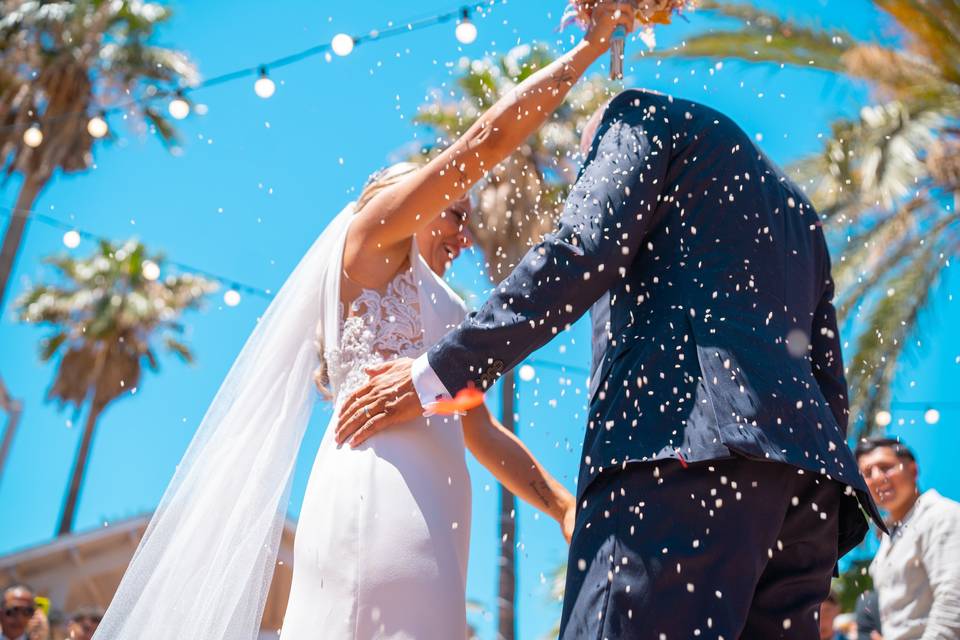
[335,357,423,447]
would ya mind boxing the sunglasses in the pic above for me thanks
[3,606,36,617]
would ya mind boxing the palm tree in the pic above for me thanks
[0,0,199,312]
[15,239,216,535]
[0,375,22,489]
[652,0,960,434]
[0,0,197,487]
[413,44,616,640]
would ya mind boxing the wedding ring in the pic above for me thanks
[363,406,371,417]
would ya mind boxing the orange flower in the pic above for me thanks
[639,9,674,25]
[428,386,485,415]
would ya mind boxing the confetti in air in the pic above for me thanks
[561,0,698,74]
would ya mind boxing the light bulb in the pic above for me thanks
[223,289,241,307]
[875,410,892,427]
[331,33,355,56]
[168,96,190,120]
[455,19,478,45]
[518,364,536,382]
[254,69,275,99]
[23,125,43,148]
[62,230,81,249]
[141,260,160,281]
[924,407,940,425]
[87,115,108,138]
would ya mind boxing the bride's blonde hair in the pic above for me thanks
[355,161,421,211]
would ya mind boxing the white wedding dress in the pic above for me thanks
[281,244,472,639]
[92,208,470,640]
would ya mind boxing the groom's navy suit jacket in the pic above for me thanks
[428,89,881,544]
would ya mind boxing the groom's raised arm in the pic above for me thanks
[415,93,672,404]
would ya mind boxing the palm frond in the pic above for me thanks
[164,337,194,364]
[1,0,198,181]
[874,0,960,83]
[831,195,928,303]
[17,238,214,413]
[840,44,947,97]
[653,1,853,71]
[836,208,955,323]
[847,246,946,432]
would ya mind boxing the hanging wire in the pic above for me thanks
[0,206,272,300]
[0,3,488,135]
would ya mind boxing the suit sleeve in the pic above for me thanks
[427,95,672,394]
[810,256,849,434]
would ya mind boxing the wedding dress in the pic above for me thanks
[92,206,471,640]
[281,250,472,638]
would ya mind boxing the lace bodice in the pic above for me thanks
[322,268,425,402]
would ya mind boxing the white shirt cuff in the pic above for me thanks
[412,352,452,415]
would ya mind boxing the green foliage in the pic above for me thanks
[656,0,960,435]
[15,239,216,412]
[834,558,875,612]
[0,0,199,181]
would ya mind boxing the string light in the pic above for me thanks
[0,4,488,138]
[455,8,478,45]
[62,230,81,249]
[223,289,242,307]
[86,114,109,138]
[253,67,276,99]
[23,125,43,148]
[168,92,190,120]
[924,407,941,425]
[331,33,355,57]
[875,410,892,427]
[141,260,161,281]
[518,364,536,382]
[0,207,272,301]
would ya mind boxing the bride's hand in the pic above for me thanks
[580,1,637,53]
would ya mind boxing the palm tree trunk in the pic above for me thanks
[57,401,102,536]
[0,173,46,313]
[496,369,517,640]
[0,374,23,488]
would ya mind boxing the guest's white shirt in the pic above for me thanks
[870,489,960,640]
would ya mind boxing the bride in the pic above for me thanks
[93,4,632,639]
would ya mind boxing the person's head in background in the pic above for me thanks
[856,437,919,522]
[66,606,103,640]
[356,162,473,278]
[1,583,36,639]
[819,590,842,640]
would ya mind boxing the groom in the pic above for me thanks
[337,89,883,637]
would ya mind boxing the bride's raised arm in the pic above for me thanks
[346,1,634,275]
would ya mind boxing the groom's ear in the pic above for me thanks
[580,101,611,156]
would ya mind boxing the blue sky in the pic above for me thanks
[1,1,958,637]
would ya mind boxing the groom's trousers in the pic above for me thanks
[558,455,861,639]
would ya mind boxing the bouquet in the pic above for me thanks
[561,0,697,79]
